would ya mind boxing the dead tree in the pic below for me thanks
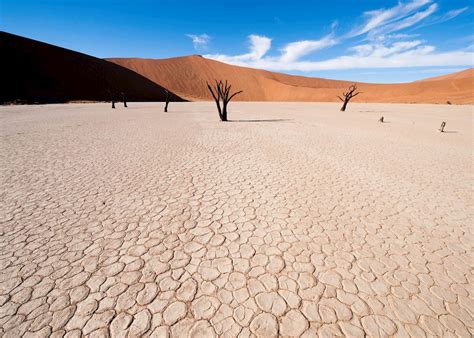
[121,92,127,108]
[164,90,170,112]
[338,84,360,111]
[206,80,243,121]
[107,89,115,109]
[439,121,446,132]
[379,116,384,123]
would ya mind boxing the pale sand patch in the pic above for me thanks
[0,102,472,337]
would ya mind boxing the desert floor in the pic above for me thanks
[1,102,473,337]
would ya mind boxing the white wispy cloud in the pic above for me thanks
[202,0,473,73]
[440,6,469,22]
[368,3,438,37]
[411,6,469,30]
[351,40,424,57]
[206,35,271,63]
[348,0,432,37]
[187,34,210,50]
[279,36,337,63]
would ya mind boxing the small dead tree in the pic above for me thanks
[206,80,243,121]
[439,121,446,132]
[338,84,360,111]
[379,116,384,123]
[164,90,170,112]
[121,92,127,108]
[107,89,115,109]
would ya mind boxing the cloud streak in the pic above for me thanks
[201,0,472,73]
[348,0,432,37]
[279,36,338,63]
[367,3,438,37]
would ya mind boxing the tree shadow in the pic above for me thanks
[229,119,292,123]
[442,131,458,133]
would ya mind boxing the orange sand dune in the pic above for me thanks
[1,32,183,104]
[416,68,474,82]
[108,56,474,104]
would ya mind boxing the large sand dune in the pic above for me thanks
[109,56,474,104]
[1,102,472,336]
[0,32,183,104]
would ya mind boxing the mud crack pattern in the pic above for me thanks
[1,103,472,337]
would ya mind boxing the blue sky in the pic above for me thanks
[2,0,473,82]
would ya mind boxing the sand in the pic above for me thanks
[108,56,474,104]
[0,102,473,336]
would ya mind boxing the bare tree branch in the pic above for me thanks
[228,90,243,101]
[206,80,243,121]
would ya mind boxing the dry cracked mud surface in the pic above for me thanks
[0,102,473,337]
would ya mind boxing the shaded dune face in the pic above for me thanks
[108,56,474,104]
[0,32,183,104]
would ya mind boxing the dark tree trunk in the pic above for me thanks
[340,100,348,111]
[164,90,170,112]
[222,103,228,122]
[112,100,115,109]
[121,92,127,107]
[215,101,222,119]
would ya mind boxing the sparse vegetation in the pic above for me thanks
[207,80,243,121]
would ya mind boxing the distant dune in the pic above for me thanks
[0,32,183,104]
[415,68,474,82]
[108,55,474,104]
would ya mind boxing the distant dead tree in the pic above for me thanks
[121,92,127,107]
[338,84,360,111]
[439,121,446,132]
[206,80,243,121]
[379,116,384,123]
[164,90,170,112]
[107,89,115,109]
